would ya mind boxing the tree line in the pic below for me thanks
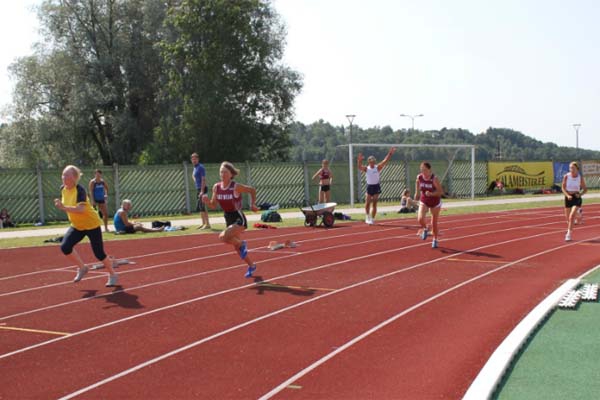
[0,1,596,168]
[289,121,600,163]
[0,0,301,168]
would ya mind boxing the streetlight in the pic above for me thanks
[346,114,356,206]
[400,113,424,130]
[346,114,356,143]
[572,123,581,155]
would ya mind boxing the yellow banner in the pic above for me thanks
[488,162,554,189]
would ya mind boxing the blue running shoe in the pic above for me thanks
[421,229,428,240]
[432,239,438,249]
[239,240,248,259]
[245,264,256,278]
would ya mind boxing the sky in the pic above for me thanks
[1,0,599,150]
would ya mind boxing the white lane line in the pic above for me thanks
[58,232,600,400]
[0,228,329,282]
[0,214,566,321]
[258,235,600,400]
[0,206,561,282]
[1,221,582,363]
[0,225,406,298]
[0,211,521,297]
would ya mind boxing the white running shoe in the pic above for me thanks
[105,274,119,287]
[565,231,572,242]
[73,266,88,283]
[365,215,372,224]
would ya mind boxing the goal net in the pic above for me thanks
[334,143,477,206]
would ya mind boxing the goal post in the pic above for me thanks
[338,143,477,206]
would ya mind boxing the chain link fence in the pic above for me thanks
[0,160,568,224]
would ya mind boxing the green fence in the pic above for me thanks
[0,160,548,224]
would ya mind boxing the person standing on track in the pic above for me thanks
[415,162,443,248]
[203,161,260,278]
[357,147,396,225]
[191,152,211,230]
[562,161,587,241]
[312,159,333,204]
[88,169,110,232]
[54,165,118,287]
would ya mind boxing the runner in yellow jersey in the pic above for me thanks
[54,165,118,286]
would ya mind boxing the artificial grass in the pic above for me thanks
[494,268,600,400]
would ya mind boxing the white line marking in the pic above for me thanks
[0,226,405,298]
[58,233,600,400]
[1,222,581,363]
[0,211,564,297]
[0,214,567,321]
[258,236,600,400]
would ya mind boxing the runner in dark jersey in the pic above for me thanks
[203,161,259,278]
[415,162,443,248]
[88,169,110,232]
[312,159,333,203]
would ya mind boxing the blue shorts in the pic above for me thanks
[366,184,381,196]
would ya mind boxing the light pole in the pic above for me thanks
[400,113,424,130]
[572,124,581,155]
[346,114,356,206]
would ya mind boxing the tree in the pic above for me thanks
[152,0,302,163]
[4,0,169,167]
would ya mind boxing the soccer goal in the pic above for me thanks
[337,143,477,206]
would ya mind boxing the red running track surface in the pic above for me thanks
[1,205,599,399]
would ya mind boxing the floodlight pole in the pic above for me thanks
[346,114,356,207]
[573,124,581,157]
[400,113,424,130]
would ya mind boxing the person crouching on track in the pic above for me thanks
[415,162,443,249]
[357,147,396,225]
[562,161,587,241]
[54,165,118,287]
[114,199,165,234]
[203,161,260,278]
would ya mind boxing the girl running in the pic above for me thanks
[415,162,443,248]
[88,169,110,232]
[562,161,587,241]
[54,165,118,286]
[312,159,333,203]
[357,148,396,224]
[203,161,259,278]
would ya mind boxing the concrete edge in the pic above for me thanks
[462,278,581,400]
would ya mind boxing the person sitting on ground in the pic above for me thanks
[399,189,418,213]
[113,199,164,234]
[0,208,15,228]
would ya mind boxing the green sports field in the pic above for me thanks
[494,268,600,400]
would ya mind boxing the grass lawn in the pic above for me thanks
[494,268,600,400]
[2,197,599,250]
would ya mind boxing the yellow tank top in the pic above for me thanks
[61,184,102,230]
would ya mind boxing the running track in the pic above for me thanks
[1,205,599,399]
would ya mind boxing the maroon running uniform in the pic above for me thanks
[215,181,247,228]
[320,169,331,180]
[418,173,441,208]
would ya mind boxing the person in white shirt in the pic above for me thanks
[561,161,587,241]
[357,147,396,224]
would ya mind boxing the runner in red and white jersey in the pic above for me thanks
[204,161,259,278]
[414,162,443,248]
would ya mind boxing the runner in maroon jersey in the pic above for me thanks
[414,162,443,248]
[203,161,259,278]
